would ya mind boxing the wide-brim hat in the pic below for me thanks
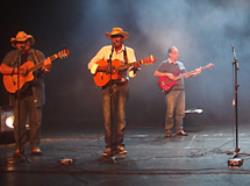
[10,31,35,47]
[105,27,128,40]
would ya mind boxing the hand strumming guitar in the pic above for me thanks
[165,73,179,81]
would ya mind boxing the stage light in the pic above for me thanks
[185,108,203,114]
[5,115,14,129]
[0,108,15,144]
[0,109,15,132]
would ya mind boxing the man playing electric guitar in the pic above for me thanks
[154,46,202,137]
[0,31,52,158]
[88,27,141,158]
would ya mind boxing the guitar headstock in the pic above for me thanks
[56,48,70,59]
[141,55,156,65]
[204,63,215,70]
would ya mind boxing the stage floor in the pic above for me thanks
[1,125,250,186]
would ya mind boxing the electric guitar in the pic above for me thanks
[158,63,214,93]
[3,48,70,93]
[93,55,156,87]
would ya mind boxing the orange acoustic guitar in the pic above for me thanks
[93,55,156,87]
[3,49,70,93]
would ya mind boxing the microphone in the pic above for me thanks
[107,44,115,73]
[232,45,237,60]
[231,45,239,69]
[109,44,114,60]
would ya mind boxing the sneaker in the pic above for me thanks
[164,130,173,138]
[176,129,188,136]
[31,147,42,155]
[102,147,112,157]
[116,145,128,155]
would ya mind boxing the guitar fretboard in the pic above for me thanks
[28,54,58,73]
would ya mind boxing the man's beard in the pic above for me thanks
[18,45,29,53]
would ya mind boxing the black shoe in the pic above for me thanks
[176,130,188,136]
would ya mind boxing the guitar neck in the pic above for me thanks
[117,61,142,71]
[28,54,58,73]
[181,65,211,78]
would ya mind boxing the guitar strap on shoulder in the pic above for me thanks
[123,46,128,65]
[123,46,133,80]
[176,61,186,72]
[30,49,42,105]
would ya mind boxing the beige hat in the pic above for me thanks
[105,27,128,40]
[10,31,35,47]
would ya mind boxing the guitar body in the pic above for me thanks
[3,61,35,93]
[93,55,156,87]
[158,76,177,93]
[93,59,124,87]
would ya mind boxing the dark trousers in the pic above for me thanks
[13,95,42,152]
[102,82,128,149]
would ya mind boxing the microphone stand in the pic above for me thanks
[232,46,240,156]
[228,46,243,167]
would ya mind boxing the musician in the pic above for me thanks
[0,31,51,157]
[154,46,201,137]
[88,27,138,157]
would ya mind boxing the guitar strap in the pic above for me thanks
[31,49,41,66]
[31,50,42,80]
[122,46,130,80]
[123,46,128,65]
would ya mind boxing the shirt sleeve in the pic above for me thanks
[33,49,46,63]
[177,61,186,73]
[126,47,137,78]
[157,62,167,73]
[88,47,106,74]
[127,48,136,63]
[1,51,17,66]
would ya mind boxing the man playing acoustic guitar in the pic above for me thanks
[0,31,52,158]
[154,46,202,137]
[88,27,140,158]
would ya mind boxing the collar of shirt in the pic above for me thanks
[114,44,125,54]
[167,58,176,64]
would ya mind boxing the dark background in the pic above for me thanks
[0,0,250,133]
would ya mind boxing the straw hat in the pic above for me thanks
[10,31,35,47]
[105,27,128,40]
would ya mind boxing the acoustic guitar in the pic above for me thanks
[93,55,156,87]
[3,48,70,93]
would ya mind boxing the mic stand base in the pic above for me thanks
[228,148,243,167]
[228,157,243,168]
